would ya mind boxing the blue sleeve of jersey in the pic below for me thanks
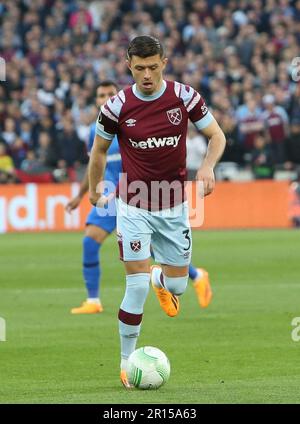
[88,123,96,153]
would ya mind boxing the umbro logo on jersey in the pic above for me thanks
[129,134,182,149]
[125,118,136,127]
[167,108,182,125]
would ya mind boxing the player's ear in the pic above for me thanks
[126,60,131,71]
[162,57,168,70]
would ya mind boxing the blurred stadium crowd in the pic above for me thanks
[0,0,300,184]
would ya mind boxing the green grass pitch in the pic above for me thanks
[0,229,300,404]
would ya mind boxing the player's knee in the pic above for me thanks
[125,260,150,274]
[163,274,188,296]
[85,225,107,244]
[121,273,150,314]
[130,279,149,301]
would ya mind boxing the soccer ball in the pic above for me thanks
[127,346,170,390]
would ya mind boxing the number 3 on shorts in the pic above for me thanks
[182,229,191,251]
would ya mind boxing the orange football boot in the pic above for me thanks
[71,301,103,314]
[151,265,179,317]
[120,370,133,389]
[193,268,213,308]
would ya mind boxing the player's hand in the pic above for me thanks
[65,196,81,213]
[196,165,215,197]
[89,192,115,207]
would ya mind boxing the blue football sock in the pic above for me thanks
[82,236,101,299]
[189,264,198,280]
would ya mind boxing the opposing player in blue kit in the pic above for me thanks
[67,80,212,314]
[66,81,122,314]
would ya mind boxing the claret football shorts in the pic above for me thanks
[116,197,192,266]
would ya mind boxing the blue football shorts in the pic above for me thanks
[86,200,117,234]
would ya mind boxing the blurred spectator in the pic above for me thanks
[32,115,57,149]
[10,136,27,168]
[69,1,93,31]
[236,97,264,153]
[37,79,56,108]
[0,142,16,183]
[262,94,289,165]
[52,159,70,183]
[250,132,275,179]
[19,120,33,147]
[2,117,18,146]
[0,0,300,184]
[220,115,244,165]
[288,173,300,227]
[289,83,300,126]
[35,131,59,171]
[20,150,40,173]
[56,118,87,167]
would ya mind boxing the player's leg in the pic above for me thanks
[116,198,151,388]
[71,225,109,314]
[119,258,151,388]
[151,263,188,317]
[192,266,213,308]
[150,202,191,316]
[153,247,212,308]
[71,206,116,314]
[188,264,199,280]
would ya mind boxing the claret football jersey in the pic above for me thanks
[96,80,214,210]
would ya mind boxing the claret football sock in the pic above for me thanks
[118,273,150,360]
[82,236,101,299]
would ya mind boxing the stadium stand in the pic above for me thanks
[0,0,300,184]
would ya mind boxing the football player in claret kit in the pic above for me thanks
[89,36,226,388]
[66,81,213,314]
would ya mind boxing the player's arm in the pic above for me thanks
[65,168,89,212]
[184,85,226,196]
[197,119,226,196]
[89,134,112,206]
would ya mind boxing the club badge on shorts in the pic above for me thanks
[130,240,141,252]
[167,108,182,125]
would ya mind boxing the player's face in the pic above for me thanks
[127,54,168,95]
[96,85,118,107]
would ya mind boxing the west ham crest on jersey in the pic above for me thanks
[130,240,141,252]
[167,108,182,125]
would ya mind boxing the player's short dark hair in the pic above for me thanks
[97,80,119,90]
[127,36,164,60]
